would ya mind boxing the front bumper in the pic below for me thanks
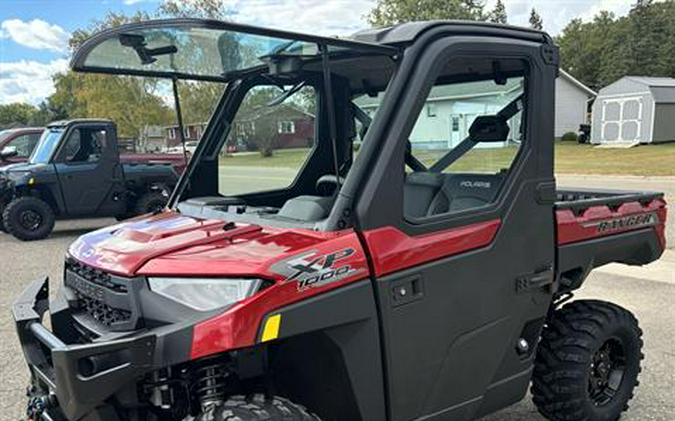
[14,278,158,420]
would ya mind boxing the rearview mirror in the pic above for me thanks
[469,115,510,142]
[0,145,18,160]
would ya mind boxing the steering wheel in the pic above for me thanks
[315,174,344,196]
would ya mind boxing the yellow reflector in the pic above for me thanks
[261,314,281,342]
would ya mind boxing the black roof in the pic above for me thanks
[351,20,552,46]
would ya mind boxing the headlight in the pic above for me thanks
[148,277,263,311]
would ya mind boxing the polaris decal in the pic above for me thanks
[271,248,363,291]
[460,180,491,188]
[582,213,659,233]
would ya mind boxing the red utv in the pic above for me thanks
[0,127,43,167]
[14,19,667,421]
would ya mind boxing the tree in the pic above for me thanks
[488,0,507,24]
[178,81,224,125]
[158,0,232,20]
[556,0,675,89]
[529,8,543,30]
[368,0,485,27]
[0,103,39,128]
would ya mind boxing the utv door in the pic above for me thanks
[54,124,126,216]
[356,37,557,421]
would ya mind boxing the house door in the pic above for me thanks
[601,97,642,142]
[449,114,461,147]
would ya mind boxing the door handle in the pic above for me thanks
[391,276,424,307]
[516,266,554,293]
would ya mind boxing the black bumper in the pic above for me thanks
[13,278,157,421]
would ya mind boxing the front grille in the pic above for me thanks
[65,258,136,329]
[75,292,132,326]
[66,259,127,293]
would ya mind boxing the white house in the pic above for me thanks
[356,69,595,149]
[556,70,597,137]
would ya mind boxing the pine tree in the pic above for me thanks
[488,0,507,24]
[529,8,543,30]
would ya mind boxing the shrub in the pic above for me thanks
[561,131,578,142]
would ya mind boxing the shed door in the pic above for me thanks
[601,97,642,142]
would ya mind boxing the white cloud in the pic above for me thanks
[0,59,68,105]
[180,0,377,36]
[176,0,638,38]
[0,19,70,52]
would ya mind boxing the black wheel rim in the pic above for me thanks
[19,209,42,231]
[589,338,627,406]
[147,200,165,213]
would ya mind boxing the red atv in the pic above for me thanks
[14,19,667,421]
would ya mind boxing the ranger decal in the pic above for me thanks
[582,212,659,233]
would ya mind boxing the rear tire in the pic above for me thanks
[3,197,55,241]
[133,191,167,216]
[532,300,643,421]
[194,394,321,421]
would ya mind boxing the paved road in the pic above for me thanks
[0,217,673,420]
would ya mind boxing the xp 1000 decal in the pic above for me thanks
[271,248,364,291]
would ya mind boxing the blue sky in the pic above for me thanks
[1,0,636,105]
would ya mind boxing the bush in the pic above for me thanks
[561,131,578,142]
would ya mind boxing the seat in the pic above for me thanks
[276,195,335,221]
[403,172,446,218]
[436,173,506,212]
[403,172,506,218]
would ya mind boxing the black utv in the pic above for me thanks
[0,119,185,240]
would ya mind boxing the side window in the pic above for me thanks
[7,134,39,158]
[61,128,106,163]
[219,84,316,196]
[403,58,527,219]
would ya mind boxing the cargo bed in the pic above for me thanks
[555,188,667,292]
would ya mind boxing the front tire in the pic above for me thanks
[3,197,55,241]
[194,394,321,421]
[532,300,643,421]
[134,191,167,216]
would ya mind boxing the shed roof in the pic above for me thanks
[621,76,675,103]
[625,76,675,87]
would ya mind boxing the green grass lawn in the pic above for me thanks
[221,142,675,176]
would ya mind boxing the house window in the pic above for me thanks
[184,126,190,139]
[451,116,460,132]
[278,121,295,134]
[168,128,175,140]
[427,104,437,117]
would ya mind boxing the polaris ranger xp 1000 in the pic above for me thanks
[13,19,668,421]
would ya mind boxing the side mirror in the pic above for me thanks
[469,115,510,143]
[0,145,18,160]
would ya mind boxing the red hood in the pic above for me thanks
[69,211,342,278]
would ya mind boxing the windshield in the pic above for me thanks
[73,20,394,82]
[0,130,14,143]
[30,128,63,164]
